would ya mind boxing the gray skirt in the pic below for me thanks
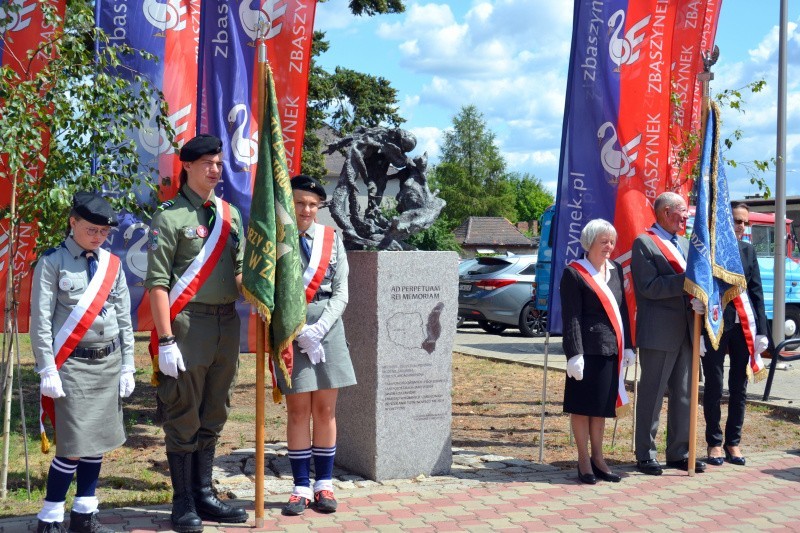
[54,348,126,457]
[277,300,356,395]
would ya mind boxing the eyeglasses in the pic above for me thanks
[733,219,750,226]
[83,225,111,237]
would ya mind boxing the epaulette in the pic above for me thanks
[42,247,58,257]
[158,200,175,211]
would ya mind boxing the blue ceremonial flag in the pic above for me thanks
[684,101,746,350]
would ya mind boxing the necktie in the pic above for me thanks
[299,232,311,260]
[203,200,216,230]
[670,235,683,257]
[82,250,106,316]
[82,250,97,280]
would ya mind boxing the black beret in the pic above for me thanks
[291,175,326,201]
[180,134,223,162]
[72,192,118,227]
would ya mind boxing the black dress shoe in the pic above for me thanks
[707,447,724,466]
[725,447,746,466]
[577,466,597,484]
[636,459,663,476]
[591,459,621,482]
[666,458,707,472]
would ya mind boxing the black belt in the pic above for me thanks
[184,302,237,315]
[72,339,117,360]
[311,292,332,302]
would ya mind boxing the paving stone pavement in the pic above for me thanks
[4,448,800,532]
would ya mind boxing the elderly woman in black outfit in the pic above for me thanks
[560,219,636,484]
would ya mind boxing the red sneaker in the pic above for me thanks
[281,494,310,516]
[314,490,337,513]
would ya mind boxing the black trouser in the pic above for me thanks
[701,326,750,447]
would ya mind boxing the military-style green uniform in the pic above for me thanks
[145,186,244,453]
[31,237,134,457]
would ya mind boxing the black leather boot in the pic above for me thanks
[167,452,204,532]
[192,446,248,523]
[37,520,66,533]
[67,511,113,533]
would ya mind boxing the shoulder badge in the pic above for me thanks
[158,200,175,211]
[42,247,58,257]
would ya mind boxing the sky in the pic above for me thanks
[313,0,800,202]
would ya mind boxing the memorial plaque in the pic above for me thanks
[336,250,458,480]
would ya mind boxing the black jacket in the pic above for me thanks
[560,260,633,358]
[722,240,768,335]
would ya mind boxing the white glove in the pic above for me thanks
[690,297,706,314]
[158,343,185,379]
[39,365,66,399]
[566,355,584,381]
[622,348,636,368]
[755,334,769,355]
[699,338,707,357]
[296,317,332,347]
[119,365,136,398]
[301,342,326,365]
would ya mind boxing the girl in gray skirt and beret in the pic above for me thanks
[31,193,135,533]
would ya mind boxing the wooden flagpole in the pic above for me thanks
[253,19,269,527]
[254,319,266,527]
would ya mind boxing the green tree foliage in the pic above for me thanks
[343,0,405,16]
[0,1,174,254]
[432,105,517,226]
[327,67,404,135]
[511,173,554,226]
[406,216,462,253]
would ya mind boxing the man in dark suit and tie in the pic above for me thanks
[631,191,707,474]
[701,203,769,466]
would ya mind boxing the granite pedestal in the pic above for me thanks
[336,251,458,481]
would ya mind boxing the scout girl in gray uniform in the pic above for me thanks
[32,193,135,533]
[278,175,356,516]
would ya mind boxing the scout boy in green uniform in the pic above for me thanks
[32,192,135,533]
[146,134,246,532]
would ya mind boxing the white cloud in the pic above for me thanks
[408,126,443,162]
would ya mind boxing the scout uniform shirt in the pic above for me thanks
[145,186,244,303]
[30,236,135,371]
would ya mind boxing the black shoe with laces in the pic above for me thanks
[37,521,67,533]
[68,511,114,533]
[281,494,310,516]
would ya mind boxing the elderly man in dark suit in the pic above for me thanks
[631,191,707,475]
[701,203,769,467]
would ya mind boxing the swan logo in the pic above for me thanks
[0,0,36,33]
[143,0,187,34]
[597,122,641,183]
[607,10,650,69]
[227,103,258,171]
[138,102,193,156]
[239,0,286,42]
[124,222,150,282]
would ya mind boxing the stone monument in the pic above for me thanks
[336,250,458,481]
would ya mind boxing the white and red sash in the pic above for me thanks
[570,259,629,413]
[148,196,232,365]
[302,223,335,304]
[40,248,121,450]
[644,229,686,274]
[732,291,765,381]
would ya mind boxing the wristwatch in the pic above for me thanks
[159,335,176,346]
